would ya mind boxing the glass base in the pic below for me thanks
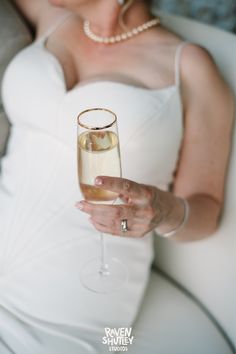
[80,257,128,294]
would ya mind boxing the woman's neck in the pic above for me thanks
[71,0,151,38]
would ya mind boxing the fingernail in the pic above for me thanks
[75,202,83,210]
[95,177,103,185]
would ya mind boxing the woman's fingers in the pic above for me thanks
[76,201,130,218]
[94,176,154,205]
[76,200,147,222]
[75,200,157,237]
[76,201,140,227]
[90,219,148,238]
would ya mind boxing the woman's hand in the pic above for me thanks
[75,176,169,237]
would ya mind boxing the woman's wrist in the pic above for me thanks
[155,192,189,238]
[158,197,189,237]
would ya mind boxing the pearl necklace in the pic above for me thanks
[83,17,160,44]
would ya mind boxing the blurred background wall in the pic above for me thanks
[152,0,236,33]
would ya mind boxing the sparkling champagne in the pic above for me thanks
[78,130,121,203]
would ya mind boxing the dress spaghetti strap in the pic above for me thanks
[174,41,190,87]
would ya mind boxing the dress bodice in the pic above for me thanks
[1,36,184,192]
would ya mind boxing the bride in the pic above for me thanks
[0,0,234,352]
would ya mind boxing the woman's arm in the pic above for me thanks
[160,44,235,241]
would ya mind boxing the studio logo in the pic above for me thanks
[102,327,134,352]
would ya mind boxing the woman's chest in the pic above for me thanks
[46,36,176,92]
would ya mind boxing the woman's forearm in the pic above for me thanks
[155,190,222,242]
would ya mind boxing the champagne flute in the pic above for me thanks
[77,108,128,293]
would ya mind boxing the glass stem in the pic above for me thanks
[99,233,110,276]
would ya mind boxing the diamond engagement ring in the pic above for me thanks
[121,219,128,233]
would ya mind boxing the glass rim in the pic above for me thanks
[77,108,117,130]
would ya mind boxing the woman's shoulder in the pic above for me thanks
[147,25,215,73]
[12,0,67,36]
[12,0,46,25]
[179,42,223,92]
[155,25,219,88]
[180,42,215,68]
[179,42,233,123]
[155,26,232,106]
[152,24,212,56]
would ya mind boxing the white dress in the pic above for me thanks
[0,18,185,354]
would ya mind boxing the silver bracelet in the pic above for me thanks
[159,197,190,238]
